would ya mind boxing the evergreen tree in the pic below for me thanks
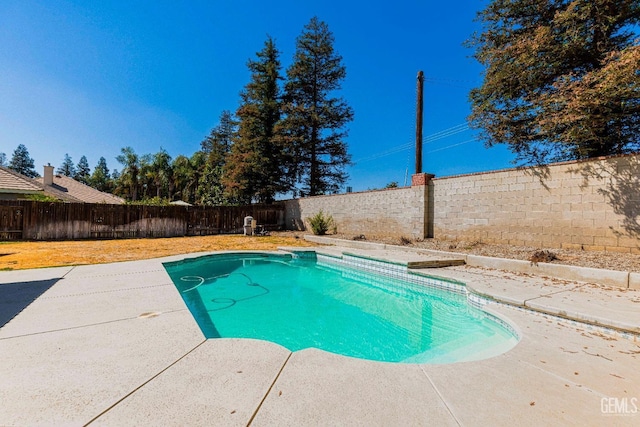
[201,110,236,160]
[0,152,6,166]
[75,155,91,184]
[468,0,640,165]
[90,157,111,192]
[57,154,76,177]
[224,36,286,203]
[197,163,228,205]
[198,111,237,204]
[9,144,39,178]
[279,17,354,196]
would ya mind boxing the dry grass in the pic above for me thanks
[0,233,314,270]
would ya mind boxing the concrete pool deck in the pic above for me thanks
[1,245,639,426]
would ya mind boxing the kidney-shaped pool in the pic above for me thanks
[163,252,518,364]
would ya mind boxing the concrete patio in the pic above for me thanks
[1,243,639,426]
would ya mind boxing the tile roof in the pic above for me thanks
[0,166,43,194]
[0,166,124,204]
[36,175,125,204]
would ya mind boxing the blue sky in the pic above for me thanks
[0,0,516,192]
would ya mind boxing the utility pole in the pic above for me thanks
[415,71,424,174]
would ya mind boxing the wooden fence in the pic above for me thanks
[0,200,285,241]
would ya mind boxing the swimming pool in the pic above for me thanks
[163,251,518,364]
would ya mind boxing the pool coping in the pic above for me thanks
[304,235,639,289]
[280,246,640,340]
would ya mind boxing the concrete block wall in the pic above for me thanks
[432,154,640,253]
[283,155,639,253]
[283,178,429,239]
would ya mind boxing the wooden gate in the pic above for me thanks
[0,204,24,240]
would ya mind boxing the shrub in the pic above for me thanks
[126,197,171,206]
[399,236,413,245]
[530,249,558,265]
[25,194,60,202]
[307,210,335,235]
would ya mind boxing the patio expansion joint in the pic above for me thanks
[522,284,588,307]
[40,282,175,299]
[247,351,293,426]
[62,266,76,278]
[520,359,608,399]
[418,365,462,426]
[65,268,166,279]
[0,308,190,341]
[84,339,208,426]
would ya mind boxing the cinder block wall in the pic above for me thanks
[283,179,429,239]
[432,154,640,253]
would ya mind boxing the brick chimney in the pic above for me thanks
[43,164,54,186]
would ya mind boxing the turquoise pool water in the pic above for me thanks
[164,252,517,364]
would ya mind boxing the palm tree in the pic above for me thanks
[116,147,140,201]
[149,149,173,199]
[171,152,206,204]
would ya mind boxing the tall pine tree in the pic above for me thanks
[90,157,111,192]
[198,110,237,205]
[57,154,76,177]
[279,17,353,196]
[9,144,39,178]
[201,110,236,166]
[468,0,640,165]
[75,155,91,184]
[225,36,285,204]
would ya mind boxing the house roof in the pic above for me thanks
[0,166,43,195]
[35,175,125,204]
[0,165,124,204]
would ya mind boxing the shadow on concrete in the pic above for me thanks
[0,279,60,328]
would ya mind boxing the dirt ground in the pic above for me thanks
[329,233,640,273]
[0,232,314,270]
[2,231,639,272]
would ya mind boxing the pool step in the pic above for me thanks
[402,331,516,364]
[319,247,465,269]
[406,258,466,269]
[303,235,467,268]
[281,246,466,269]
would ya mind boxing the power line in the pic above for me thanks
[355,122,470,163]
[423,76,479,89]
[423,124,468,144]
[355,142,414,163]
[424,138,478,154]
[425,76,477,85]
[423,122,468,137]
